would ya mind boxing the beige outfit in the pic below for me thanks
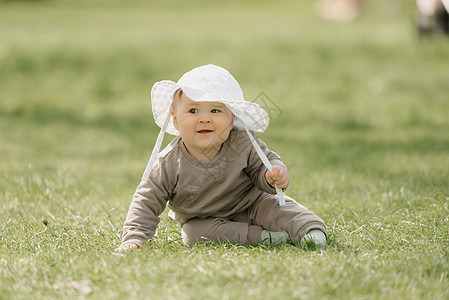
[121,129,326,247]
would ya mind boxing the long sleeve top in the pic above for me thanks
[121,129,288,247]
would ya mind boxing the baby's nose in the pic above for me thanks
[199,113,211,123]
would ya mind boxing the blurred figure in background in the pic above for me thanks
[317,0,361,21]
[316,0,398,22]
[415,0,449,36]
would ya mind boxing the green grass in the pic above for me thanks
[1,0,449,299]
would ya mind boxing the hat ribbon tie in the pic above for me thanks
[243,127,286,206]
[141,109,171,182]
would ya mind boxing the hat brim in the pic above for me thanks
[151,80,269,136]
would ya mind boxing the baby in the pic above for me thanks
[117,64,327,251]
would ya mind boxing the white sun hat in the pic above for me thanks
[151,64,269,136]
[142,64,285,205]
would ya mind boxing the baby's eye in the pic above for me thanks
[211,109,220,113]
[189,108,199,114]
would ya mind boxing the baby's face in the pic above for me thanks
[172,91,235,160]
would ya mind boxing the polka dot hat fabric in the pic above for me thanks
[150,80,181,136]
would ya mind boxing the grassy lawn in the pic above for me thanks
[1,0,448,299]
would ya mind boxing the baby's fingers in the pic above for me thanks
[270,166,282,179]
[275,175,289,189]
[271,166,289,189]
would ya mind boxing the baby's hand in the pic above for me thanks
[115,243,140,252]
[265,165,289,190]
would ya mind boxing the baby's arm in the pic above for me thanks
[265,165,289,190]
[118,159,172,251]
[119,179,168,250]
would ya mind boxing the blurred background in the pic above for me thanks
[1,0,448,208]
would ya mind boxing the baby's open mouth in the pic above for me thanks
[197,130,213,134]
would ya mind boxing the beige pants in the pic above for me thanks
[181,194,327,245]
